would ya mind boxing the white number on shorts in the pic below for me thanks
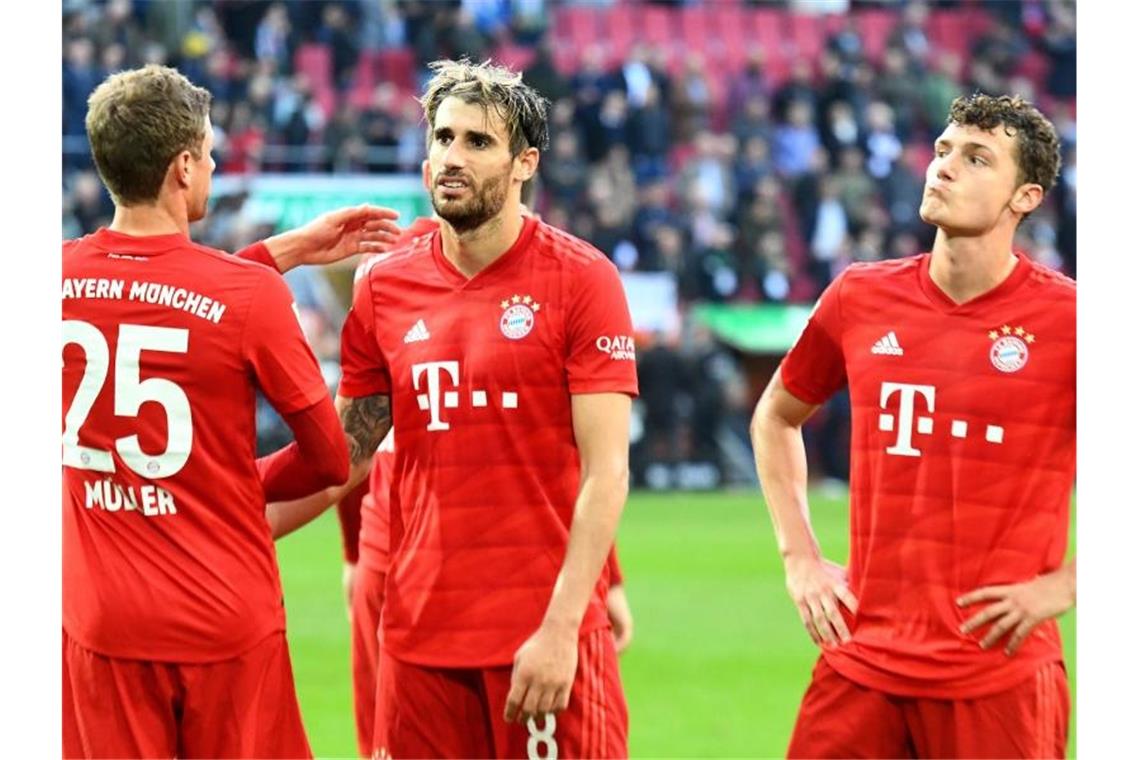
[63,321,194,478]
[526,713,557,760]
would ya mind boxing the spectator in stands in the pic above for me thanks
[887,0,932,71]
[773,99,822,179]
[254,3,294,72]
[317,3,361,91]
[522,40,572,103]
[862,100,902,179]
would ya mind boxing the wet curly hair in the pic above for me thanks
[947,93,1061,195]
[419,58,550,157]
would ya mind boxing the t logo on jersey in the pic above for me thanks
[879,382,935,457]
[412,361,459,431]
[411,361,520,431]
[879,381,1006,456]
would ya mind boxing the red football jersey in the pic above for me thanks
[780,252,1075,698]
[339,216,639,667]
[62,228,329,662]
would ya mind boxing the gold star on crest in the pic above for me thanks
[522,295,532,304]
[1026,334,1036,344]
[1001,325,1012,335]
[1014,326,1025,336]
[511,294,521,304]
[532,303,541,312]
[988,330,999,340]
[500,299,509,309]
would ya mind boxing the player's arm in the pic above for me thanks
[957,559,1076,655]
[235,205,402,273]
[263,394,388,539]
[750,372,858,647]
[505,392,631,723]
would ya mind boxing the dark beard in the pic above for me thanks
[430,171,508,233]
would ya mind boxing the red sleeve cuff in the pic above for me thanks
[234,241,279,272]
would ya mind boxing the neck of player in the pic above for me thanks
[108,196,191,238]
[928,227,1018,305]
[439,198,526,278]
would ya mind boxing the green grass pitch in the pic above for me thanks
[278,490,1076,758]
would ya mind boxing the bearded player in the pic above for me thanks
[751,93,1074,758]
[63,64,400,758]
[330,59,636,758]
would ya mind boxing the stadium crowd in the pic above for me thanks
[62,0,1077,485]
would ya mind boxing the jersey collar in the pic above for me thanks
[90,227,190,255]
[917,249,1033,314]
[430,216,539,290]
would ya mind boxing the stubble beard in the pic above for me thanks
[431,170,510,234]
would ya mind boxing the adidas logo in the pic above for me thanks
[871,331,904,356]
[403,319,430,344]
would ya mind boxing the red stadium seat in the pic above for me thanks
[640,4,675,50]
[492,43,536,73]
[295,43,333,91]
[749,8,792,86]
[602,4,636,65]
[786,12,842,63]
[374,48,416,92]
[856,8,897,65]
[553,4,600,52]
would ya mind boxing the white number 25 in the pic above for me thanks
[62,320,194,478]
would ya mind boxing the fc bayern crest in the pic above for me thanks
[988,324,1034,373]
[499,294,541,340]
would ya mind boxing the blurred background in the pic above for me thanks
[61,1,1078,756]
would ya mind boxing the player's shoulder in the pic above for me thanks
[532,221,615,274]
[1024,258,1076,299]
[361,230,435,282]
[839,255,924,284]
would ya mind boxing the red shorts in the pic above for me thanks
[375,627,627,759]
[787,656,1069,759]
[350,565,386,758]
[62,629,311,759]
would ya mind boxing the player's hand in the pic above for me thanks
[957,565,1076,655]
[342,561,356,622]
[606,583,634,654]
[784,554,858,648]
[267,204,402,271]
[504,621,579,724]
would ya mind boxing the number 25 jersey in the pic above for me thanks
[62,229,329,662]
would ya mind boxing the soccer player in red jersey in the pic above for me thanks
[62,65,399,759]
[750,93,1074,758]
[331,59,638,758]
[273,205,636,757]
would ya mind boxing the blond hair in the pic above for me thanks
[419,58,550,156]
[86,64,212,205]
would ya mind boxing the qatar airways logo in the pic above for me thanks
[411,361,519,432]
[596,335,636,361]
[879,382,1006,457]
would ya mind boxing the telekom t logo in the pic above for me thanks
[879,382,935,457]
[412,361,459,431]
[878,381,1005,456]
[411,360,519,432]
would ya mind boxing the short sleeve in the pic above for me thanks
[338,270,391,397]
[564,259,639,397]
[233,241,279,271]
[780,270,849,404]
[241,270,330,414]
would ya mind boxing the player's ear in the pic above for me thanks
[172,150,194,190]
[1010,182,1043,217]
[514,146,540,183]
[421,158,432,192]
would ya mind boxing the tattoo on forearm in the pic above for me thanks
[340,394,391,465]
